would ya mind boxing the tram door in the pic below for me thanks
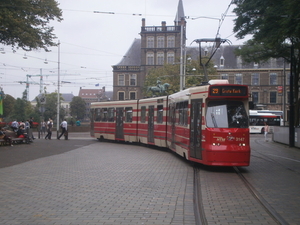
[116,107,124,140]
[148,105,154,144]
[190,99,203,159]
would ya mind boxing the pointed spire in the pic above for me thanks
[174,0,185,25]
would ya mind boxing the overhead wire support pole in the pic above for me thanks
[192,38,231,82]
[57,40,61,139]
[289,43,295,147]
[180,21,184,91]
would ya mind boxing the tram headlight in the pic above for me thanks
[212,143,220,146]
[239,143,246,146]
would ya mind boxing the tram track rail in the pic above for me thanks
[193,165,289,225]
[193,167,207,225]
[233,166,288,225]
[253,138,300,175]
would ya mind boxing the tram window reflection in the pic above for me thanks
[206,101,248,128]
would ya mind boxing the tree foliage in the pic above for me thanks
[143,58,217,97]
[42,92,64,122]
[2,94,15,119]
[0,0,63,51]
[233,0,300,125]
[70,96,86,120]
[11,98,34,122]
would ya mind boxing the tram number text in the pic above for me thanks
[236,137,245,141]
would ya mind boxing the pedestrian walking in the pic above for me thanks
[45,119,53,140]
[57,120,67,140]
[40,120,46,136]
[264,122,269,142]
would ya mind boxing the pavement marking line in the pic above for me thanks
[266,154,300,163]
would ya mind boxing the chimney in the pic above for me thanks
[162,21,166,26]
[142,18,145,27]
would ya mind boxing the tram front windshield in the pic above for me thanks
[206,100,248,128]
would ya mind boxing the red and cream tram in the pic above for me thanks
[90,80,250,166]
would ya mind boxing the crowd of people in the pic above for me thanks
[0,117,36,146]
[1,117,77,145]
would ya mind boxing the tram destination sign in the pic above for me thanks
[209,85,248,97]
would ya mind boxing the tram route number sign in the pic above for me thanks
[209,86,247,97]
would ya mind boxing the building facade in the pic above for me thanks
[112,0,291,122]
[112,0,186,100]
[78,87,112,121]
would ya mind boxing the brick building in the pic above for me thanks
[78,87,113,121]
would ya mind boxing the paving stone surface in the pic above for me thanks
[0,139,195,225]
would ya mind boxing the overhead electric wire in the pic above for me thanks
[211,0,235,52]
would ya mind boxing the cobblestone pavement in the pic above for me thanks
[245,135,300,225]
[1,133,300,224]
[0,135,195,225]
[198,135,300,225]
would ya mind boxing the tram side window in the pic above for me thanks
[102,108,108,121]
[108,107,115,122]
[175,101,188,126]
[183,101,188,126]
[95,108,101,122]
[90,109,95,121]
[157,105,163,123]
[175,103,180,125]
[180,102,184,125]
[141,106,146,123]
[168,103,175,124]
[125,107,133,122]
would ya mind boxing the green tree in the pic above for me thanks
[70,96,86,120]
[11,98,25,121]
[0,0,63,51]
[233,0,300,125]
[2,94,15,120]
[11,98,33,121]
[43,92,64,122]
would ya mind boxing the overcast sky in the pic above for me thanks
[0,0,249,101]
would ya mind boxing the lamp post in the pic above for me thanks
[56,40,60,138]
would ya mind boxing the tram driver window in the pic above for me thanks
[125,107,133,122]
[206,101,248,128]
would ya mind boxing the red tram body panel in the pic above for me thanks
[90,80,251,167]
[91,100,138,143]
[137,97,168,147]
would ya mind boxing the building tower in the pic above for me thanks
[112,0,186,100]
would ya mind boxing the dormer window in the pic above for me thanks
[220,56,225,67]
[204,47,208,56]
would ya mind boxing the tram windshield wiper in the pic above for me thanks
[211,113,218,128]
